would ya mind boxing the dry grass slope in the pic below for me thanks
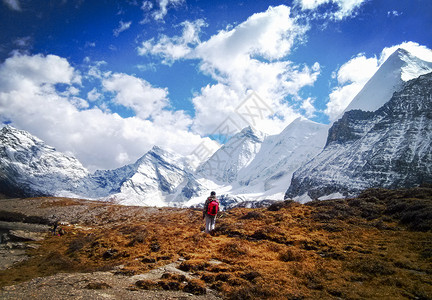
[0,187,431,299]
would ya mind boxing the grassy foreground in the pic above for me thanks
[0,187,431,299]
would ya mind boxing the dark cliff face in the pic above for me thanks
[325,110,375,147]
[286,72,432,200]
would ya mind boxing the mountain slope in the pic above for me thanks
[0,126,90,197]
[233,118,329,199]
[196,126,266,183]
[286,72,432,201]
[338,48,432,119]
[108,146,194,206]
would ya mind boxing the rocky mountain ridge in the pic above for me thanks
[286,71,432,201]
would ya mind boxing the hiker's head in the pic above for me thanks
[210,191,216,196]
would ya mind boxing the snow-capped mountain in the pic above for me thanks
[196,126,266,183]
[109,146,195,206]
[233,118,328,199]
[338,48,432,118]
[0,126,90,197]
[183,118,329,206]
[2,48,431,206]
[0,126,194,205]
[286,71,432,201]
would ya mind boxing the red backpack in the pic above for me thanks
[207,199,219,216]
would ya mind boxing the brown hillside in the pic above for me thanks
[0,187,431,299]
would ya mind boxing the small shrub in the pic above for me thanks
[267,200,295,211]
[240,271,261,282]
[346,257,395,276]
[127,232,147,246]
[183,279,206,295]
[179,260,210,272]
[215,273,231,282]
[219,241,249,257]
[240,211,264,220]
[279,248,305,262]
[201,273,216,283]
[67,234,95,254]
[158,280,181,291]
[135,280,159,290]
[161,273,187,282]
[42,251,74,269]
[85,282,112,289]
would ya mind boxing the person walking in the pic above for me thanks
[203,191,219,234]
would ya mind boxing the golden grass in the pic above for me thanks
[0,187,431,299]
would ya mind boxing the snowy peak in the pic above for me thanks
[397,48,432,81]
[0,125,89,197]
[113,145,193,206]
[287,72,432,201]
[238,125,266,142]
[235,118,328,198]
[1,125,52,152]
[340,48,432,117]
[196,126,266,183]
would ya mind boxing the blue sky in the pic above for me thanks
[1,0,431,171]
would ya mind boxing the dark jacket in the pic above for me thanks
[203,195,219,218]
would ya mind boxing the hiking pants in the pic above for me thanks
[205,215,216,233]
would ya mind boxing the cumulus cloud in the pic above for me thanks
[325,54,379,120]
[87,88,101,101]
[325,42,432,120]
[138,19,206,64]
[301,97,316,118]
[113,20,132,37]
[0,53,208,171]
[140,5,319,135]
[103,73,169,119]
[191,5,317,134]
[295,0,367,19]
[0,53,81,92]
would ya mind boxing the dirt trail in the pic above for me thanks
[0,258,222,300]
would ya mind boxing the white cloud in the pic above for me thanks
[0,53,208,171]
[325,42,432,120]
[139,5,319,135]
[113,20,132,37]
[140,0,184,22]
[87,88,101,101]
[295,0,367,19]
[387,10,401,17]
[191,5,316,134]
[325,54,378,119]
[0,53,81,93]
[138,19,206,64]
[379,41,432,64]
[152,0,184,21]
[2,0,21,11]
[103,73,169,119]
[301,97,316,118]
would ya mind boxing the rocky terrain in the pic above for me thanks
[286,71,432,201]
[0,187,431,299]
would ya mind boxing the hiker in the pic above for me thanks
[51,220,59,235]
[203,191,219,234]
